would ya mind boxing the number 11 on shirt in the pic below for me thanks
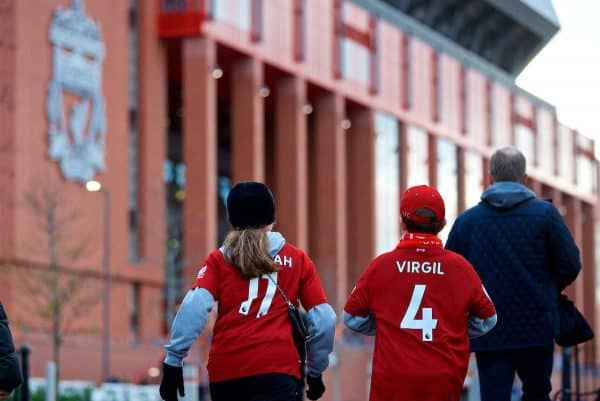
[239,272,278,318]
[400,284,438,342]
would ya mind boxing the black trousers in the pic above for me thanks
[475,345,554,401]
[210,373,304,401]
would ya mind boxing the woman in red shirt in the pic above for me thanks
[160,182,336,401]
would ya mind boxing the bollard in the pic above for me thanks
[19,346,30,401]
[562,347,572,401]
[45,362,57,401]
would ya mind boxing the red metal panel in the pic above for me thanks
[368,15,378,95]
[344,24,370,46]
[157,0,208,38]
[292,0,305,62]
[430,50,439,122]
[332,0,343,79]
[467,70,486,146]
[491,83,511,148]
[485,78,492,146]
[250,0,263,42]
[439,54,460,135]
[411,39,431,120]
[536,107,555,173]
[400,33,410,110]
[459,65,466,135]
[509,92,516,144]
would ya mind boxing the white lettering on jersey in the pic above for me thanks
[274,255,293,267]
[396,260,444,275]
[196,265,208,279]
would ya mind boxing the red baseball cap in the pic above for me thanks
[400,185,445,224]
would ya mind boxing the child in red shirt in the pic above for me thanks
[344,185,497,401]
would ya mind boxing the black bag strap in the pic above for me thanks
[266,273,297,310]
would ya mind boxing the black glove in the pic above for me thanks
[306,374,325,400]
[159,363,184,401]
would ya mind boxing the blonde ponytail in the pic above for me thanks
[223,228,278,279]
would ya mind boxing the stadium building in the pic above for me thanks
[0,0,598,398]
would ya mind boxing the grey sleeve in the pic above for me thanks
[342,311,376,336]
[164,288,215,367]
[468,314,497,339]
[305,303,337,377]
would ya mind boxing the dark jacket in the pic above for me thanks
[0,301,22,392]
[446,182,581,351]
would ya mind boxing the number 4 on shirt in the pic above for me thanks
[400,284,438,342]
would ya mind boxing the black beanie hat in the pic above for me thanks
[227,181,276,229]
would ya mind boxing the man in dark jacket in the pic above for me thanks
[446,147,581,401]
[0,300,22,398]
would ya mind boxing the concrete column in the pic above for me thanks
[309,93,347,312]
[398,123,408,195]
[457,148,466,213]
[274,76,308,249]
[581,203,596,365]
[182,38,218,287]
[346,107,376,293]
[529,178,542,197]
[564,196,584,306]
[428,134,438,187]
[232,58,264,182]
[0,0,15,261]
[138,0,166,266]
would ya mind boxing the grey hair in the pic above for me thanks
[489,147,526,182]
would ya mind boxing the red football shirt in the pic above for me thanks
[194,243,328,383]
[345,237,496,401]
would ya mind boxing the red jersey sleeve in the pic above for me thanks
[344,263,375,318]
[192,252,220,300]
[467,267,496,319]
[299,254,328,310]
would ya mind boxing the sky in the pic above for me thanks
[516,0,600,152]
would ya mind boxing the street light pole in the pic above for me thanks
[86,180,111,382]
[101,188,111,382]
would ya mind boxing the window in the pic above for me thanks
[465,151,483,209]
[342,39,370,85]
[406,126,429,188]
[128,0,140,262]
[375,113,400,254]
[213,0,251,30]
[515,123,535,163]
[340,16,378,88]
[536,109,554,172]
[576,135,596,194]
[437,139,457,242]
[129,282,141,344]
[557,125,575,183]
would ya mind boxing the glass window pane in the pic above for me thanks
[375,113,399,254]
[342,38,370,86]
[577,156,595,194]
[558,126,574,183]
[465,151,483,209]
[406,126,429,188]
[437,139,457,242]
[515,124,535,163]
[214,0,251,30]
